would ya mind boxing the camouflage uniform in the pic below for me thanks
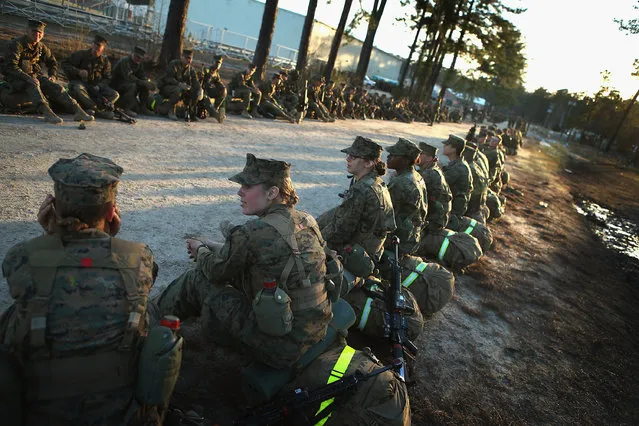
[4,22,89,121]
[483,145,505,193]
[62,41,119,113]
[110,47,155,113]
[0,154,162,426]
[258,75,294,122]
[227,66,261,115]
[462,144,489,223]
[158,52,202,115]
[385,139,428,256]
[200,55,227,115]
[441,136,473,230]
[418,142,452,232]
[157,155,332,369]
[308,80,333,122]
[318,137,396,261]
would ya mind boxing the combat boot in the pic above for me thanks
[168,105,178,121]
[241,110,253,119]
[73,105,94,122]
[41,104,63,125]
[217,108,225,124]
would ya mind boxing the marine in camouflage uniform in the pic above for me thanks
[0,154,165,426]
[110,46,156,116]
[482,133,506,193]
[200,54,227,122]
[258,73,296,123]
[158,49,202,121]
[318,136,396,261]
[385,138,428,256]
[417,142,452,233]
[156,154,332,369]
[3,20,93,124]
[462,142,489,224]
[441,135,473,230]
[227,62,262,119]
[62,35,119,119]
[307,78,333,122]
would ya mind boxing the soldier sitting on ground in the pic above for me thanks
[0,153,179,426]
[3,20,93,124]
[441,135,473,230]
[158,49,202,121]
[200,54,227,123]
[258,72,297,123]
[417,142,452,234]
[228,62,262,119]
[62,35,119,120]
[156,154,332,369]
[110,46,156,116]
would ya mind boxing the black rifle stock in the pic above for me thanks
[236,363,396,426]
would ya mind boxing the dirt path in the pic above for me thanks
[0,114,637,424]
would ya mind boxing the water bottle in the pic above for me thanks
[252,278,293,337]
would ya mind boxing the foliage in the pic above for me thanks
[614,0,639,34]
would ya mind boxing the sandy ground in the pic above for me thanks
[1,113,638,425]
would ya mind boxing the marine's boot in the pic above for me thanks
[73,105,94,122]
[140,105,155,116]
[41,104,63,124]
[94,109,115,120]
[241,110,253,119]
[217,107,226,124]
[168,105,178,121]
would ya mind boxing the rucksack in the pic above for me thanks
[399,255,455,316]
[418,229,483,269]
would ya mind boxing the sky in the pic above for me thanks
[272,0,638,99]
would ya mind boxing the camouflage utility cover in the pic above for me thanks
[386,137,421,159]
[341,136,383,160]
[48,153,123,205]
[229,153,291,186]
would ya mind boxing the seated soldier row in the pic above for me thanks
[0,128,514,424]
[0,19,467,127]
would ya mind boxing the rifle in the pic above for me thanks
[362,236,418,382]
[236,362,398,426]
[92,91,137,124]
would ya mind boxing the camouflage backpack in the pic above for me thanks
[418,228,483,269]
[399,255,455,316]
[283,344,411,426]
[455,216,493,252]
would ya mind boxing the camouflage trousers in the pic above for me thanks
[230,86,261,112]
[160,84,202,108]
[425,199,450,233]
[156,268,306,369]
[113,81,154,111]
[259,99,292,121]
[204,85,227,111]
[68,81,119,111]
[8,76,78,112]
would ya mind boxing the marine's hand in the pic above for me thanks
[37,194,57,234]
[107,204,121,236]
[186,238,204,262]
[48,75,56,82]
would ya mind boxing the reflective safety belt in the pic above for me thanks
[438,230,455,261]
[402,262,428,288]
[356,284,380,331]
[150,98,157,111]
[314,345,357,426]
[463,219,477,235]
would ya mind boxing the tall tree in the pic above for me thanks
[324,0,353,80]
[354,0,388,85]
[296,0,318,71]
[253,0,279,82]
[158,0,190,69]
[398,1,429,88]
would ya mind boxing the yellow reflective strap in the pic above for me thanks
[438,230,455,261]
[315,345,356,425]
[464,219,477,235]
[150,99,156,111]
[402,262,429,288]
[356,284,379,331]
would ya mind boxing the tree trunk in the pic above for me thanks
[436,0,474,103]
[603,88,639,152]
[399,7,427,89]
[354,0,388,85]
[253,0,279,82]
[158,0,190,69]
[296,0,318,71]
[324,0,353,80]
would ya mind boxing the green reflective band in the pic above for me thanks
[150,99,156,111]
[402,262,428,288]
[357,296,374,331]
[438,230,455,261]
[464,219,477,235]
[315,345,356,425]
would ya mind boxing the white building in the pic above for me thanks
[155,0,404,81]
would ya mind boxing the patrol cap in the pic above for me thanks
[93,34,108,45]
[28,20,46,31]
[418,142,438,157]
[229,153,291,186]
[182,49,194,57]
[341,136,383,160]
[48,153,123,205]
[133,46,147,55]
[442,134,466,153]
[386,138,421,159]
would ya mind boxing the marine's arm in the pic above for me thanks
[320,184,368,245]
